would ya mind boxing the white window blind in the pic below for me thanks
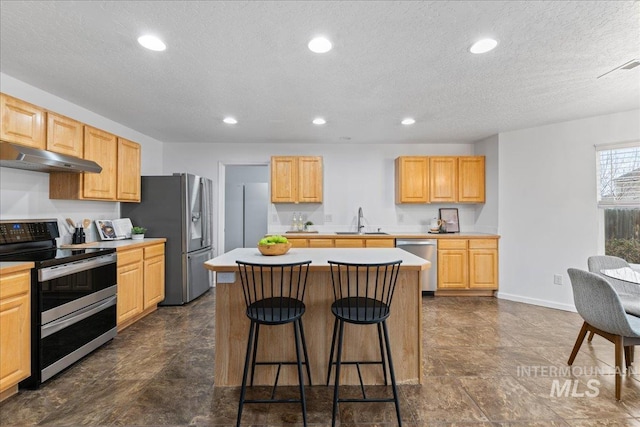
[596,141,640,207]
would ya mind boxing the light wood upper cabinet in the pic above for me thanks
[395,155,486,204]
[458,156,485,203]
[117,138,141,202]
[46,112,83,157]
[0,93,46,149]
[49,127,141,202]
[297,156,323,203]
[429,157,457,203]
[271,156,322,203]
[395,156,429,203]
[0,268,31,399]
[83,126,118,200]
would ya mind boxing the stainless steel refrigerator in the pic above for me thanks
[224,182,268,251]
[121,173,213,305]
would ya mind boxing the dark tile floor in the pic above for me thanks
[2,290,639,426]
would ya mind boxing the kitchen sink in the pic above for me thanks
[365,232,389,235]
[335,231,359,235]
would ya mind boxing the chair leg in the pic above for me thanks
[382,320,402,427]
[624,346,633,369]
[249,323,260,386]
[331,320,345,427]
[587,331,595,342]
[614,335,623,401]
[293,320,308,427]
[326,317,339,386]
[298,318,313,386]
[237,321,256,427]
[568,322,589,365]
[377,323,388,386]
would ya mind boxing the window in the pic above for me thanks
[596,141,640,263]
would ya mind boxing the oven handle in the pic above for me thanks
[39,253,116,282]
[41,295,117,339]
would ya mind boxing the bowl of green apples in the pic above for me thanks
[257,235,292,256]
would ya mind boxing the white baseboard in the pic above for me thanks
[496,291,577,313]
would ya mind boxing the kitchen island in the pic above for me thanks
[204,247,429,386]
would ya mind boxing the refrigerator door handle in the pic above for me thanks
[201,178,211,248]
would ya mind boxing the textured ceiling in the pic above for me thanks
[0,1,638,144]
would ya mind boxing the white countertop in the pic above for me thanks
[204,247,430,272]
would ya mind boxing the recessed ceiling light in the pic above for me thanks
[312,117,326,125]
[469,38,497,54]
[401,118,416,125]
[223,117,237,124]
[308,37,332,53]
[137,35,166,51]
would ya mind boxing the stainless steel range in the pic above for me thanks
[0,219,117,388]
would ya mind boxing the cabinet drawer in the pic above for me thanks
[335,239,365,248]
[118,248,143,266]
[309,239,334,248]
[468,239,497,250]
[288,239,309,248]
[438,239,467,250]
[144,244,164,259]
[0,271,30,299]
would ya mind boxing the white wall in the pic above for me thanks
[163,142,483,256]
[473,134,499,234]
[0,74,165,243]
[497,109,640,311]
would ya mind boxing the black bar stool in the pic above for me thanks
[235,260,313,427]
[326,260,403,427]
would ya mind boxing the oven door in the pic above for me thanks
[40,294,117,382]
[39,253,116,323]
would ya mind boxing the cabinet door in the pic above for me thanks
[395,157,429,203]
[271,156,297,203]
[0,93,46,148]
[46,112,83,157]
[117,138,141,202]
[0,271,30,393]
[83,126,117,200]
[458,156,485,203]
[297,156,323,203]
[117,250,144,327]
[437,249,468,288]
[468,239,498,289]
[143,249,165,309]
[429,157,457,202]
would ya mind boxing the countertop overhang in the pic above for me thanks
[204,247,430,273]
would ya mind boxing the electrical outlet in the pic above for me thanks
[325,214,332,222]
[553,274,563,285]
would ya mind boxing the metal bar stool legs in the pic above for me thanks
[236,318,310,427]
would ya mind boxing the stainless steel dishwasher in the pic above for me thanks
[396,239,437,294]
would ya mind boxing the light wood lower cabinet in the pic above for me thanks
[143,244,165,310]
[0,267,31,401]
[116,242,165,331]
[437,239,498,295]
[286,237,394,248]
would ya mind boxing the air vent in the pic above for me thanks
[597,59,640,79]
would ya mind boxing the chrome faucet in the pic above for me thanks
[357,207,364,234]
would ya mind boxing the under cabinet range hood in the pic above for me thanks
[0,141,102,173]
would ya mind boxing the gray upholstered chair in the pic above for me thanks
[567,268,640,400]
[587,255,640,297]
